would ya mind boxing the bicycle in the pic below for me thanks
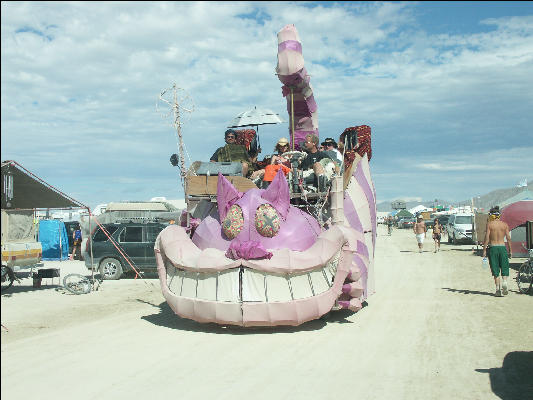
[62,273,103,295]
[1,265,17,292]
[516,247,533,295]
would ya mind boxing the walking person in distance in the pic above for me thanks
[413,215,427,253]
[432,219,443,253]
[72,224,83,261]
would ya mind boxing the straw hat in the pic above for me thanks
[277,137,289,145]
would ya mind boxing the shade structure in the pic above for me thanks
[227,106,285,128]
[1,160,87,210]
[499,190,533,209]
[501,200,533,231]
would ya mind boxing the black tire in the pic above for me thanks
[1,265,15,292]
[517,262,532,294]
[63,273,91,295]
[99,257,123,280]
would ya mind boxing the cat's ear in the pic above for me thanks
[261,168,289,220]
[217,173,242,220]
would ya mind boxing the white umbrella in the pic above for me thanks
[227,106,285,128]
[227,106,285,156]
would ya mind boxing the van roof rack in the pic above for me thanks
[114,217,162,224]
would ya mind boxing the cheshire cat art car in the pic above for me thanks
[154,24,376,327]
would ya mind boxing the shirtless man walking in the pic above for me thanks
[482,206,512,297]
[432,219,443,253]
[413,216,427,253]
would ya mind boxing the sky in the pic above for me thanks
[2,1,533,210]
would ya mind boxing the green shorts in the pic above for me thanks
[488,245,509,277]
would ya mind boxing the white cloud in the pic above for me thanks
[1,2,532,208]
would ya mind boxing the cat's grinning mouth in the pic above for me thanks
[154,223,367,326]
[164,251,341,303]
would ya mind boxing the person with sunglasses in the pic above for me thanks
[210,129,253,177]
[299,134,336,192]
[321,137,343,165]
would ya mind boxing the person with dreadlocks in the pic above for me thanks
[482,206,512,297]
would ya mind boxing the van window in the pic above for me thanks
[455,216,473,225]
[93,226,119,242]
[119,226,143,242]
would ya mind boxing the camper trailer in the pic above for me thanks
[1,209,42,272]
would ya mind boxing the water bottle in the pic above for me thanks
[482,257,489,269]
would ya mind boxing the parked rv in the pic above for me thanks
[1,209,42,272]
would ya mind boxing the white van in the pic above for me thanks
[446,213,474,244]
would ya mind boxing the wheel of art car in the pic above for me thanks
[99,257,123,280]
[156,24,377,327]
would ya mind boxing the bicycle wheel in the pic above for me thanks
[63,273,92,295]
[517,262,532,294]
[1,265,15,292]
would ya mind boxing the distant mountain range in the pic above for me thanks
[376,182,533,212]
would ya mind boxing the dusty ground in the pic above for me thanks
[2,224,532,400]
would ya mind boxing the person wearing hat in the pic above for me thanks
[250,137,292,185]
[482,206,512,297]
[321,137,343,165]
[270,137,292,167]
[210,129,253,177]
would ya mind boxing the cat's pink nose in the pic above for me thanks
[225,240,273,260]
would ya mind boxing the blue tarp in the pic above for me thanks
[39,219,69,261]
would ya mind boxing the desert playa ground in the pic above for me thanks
[2,224,532,400]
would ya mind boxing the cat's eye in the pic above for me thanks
[222,204,244,239]
[255,204,280,237]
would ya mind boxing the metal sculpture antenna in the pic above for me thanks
[157,84,195,186]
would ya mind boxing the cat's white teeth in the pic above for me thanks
[165,253,340,303]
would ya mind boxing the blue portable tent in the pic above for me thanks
[39,219,69,261]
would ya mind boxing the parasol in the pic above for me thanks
[227,106,285,129]
[227,106,285,156]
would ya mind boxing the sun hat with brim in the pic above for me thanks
[321,137,337,147]
[277,137,289,145]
